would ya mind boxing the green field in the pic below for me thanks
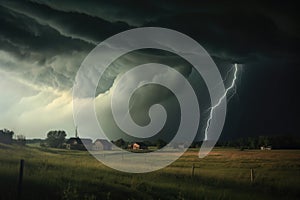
[0,143,299,200]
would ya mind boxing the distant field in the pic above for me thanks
[0,143,299,200]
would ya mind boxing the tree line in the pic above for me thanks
[40,130,67,148]
[0,129,26,145]
[112,138,168,149]
[2,128,300,150]
[216,135,300,150]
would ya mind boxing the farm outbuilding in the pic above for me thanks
[132,142,148,150]
[93,139,112,150]
[66,137,93,151]
[260,146,272,150]
[0,129,13,145]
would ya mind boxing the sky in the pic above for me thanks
[0,0,299,141]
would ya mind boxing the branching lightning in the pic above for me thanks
[204,63,239,141]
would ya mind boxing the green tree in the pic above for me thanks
[45,130,66,148]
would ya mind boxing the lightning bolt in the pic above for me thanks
[204,63,239,141]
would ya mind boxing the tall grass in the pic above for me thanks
[0,144,299,199]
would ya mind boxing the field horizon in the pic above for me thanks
[1,143,299,200]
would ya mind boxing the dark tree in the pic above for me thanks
[114,138,126,148]
[45,130,67,148]
[258,136,270,147]
[249,137,258,149]
[16,135,26,146]
[0,129,14,144]
[156,139,167,149]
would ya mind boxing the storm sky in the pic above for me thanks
[0,0,298,140]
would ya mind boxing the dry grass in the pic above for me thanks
[0,144,299,200]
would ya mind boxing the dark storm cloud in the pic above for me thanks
[0,5,91,90]
[96,49,193,95]
[23,0,299,64]
[0,0,298,138]
[0,1,129,91]
[1,0,133,44]
[0,0,135,91]
[29,0,172,26]
[1,0,298,72]
[0,5,92,60]
[146,5,299,66]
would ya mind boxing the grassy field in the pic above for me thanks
[0,143,299,200]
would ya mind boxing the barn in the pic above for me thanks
[132,142,148,150]
[0,129,14,145]
[66,137,93,151]
[260,146,272,150]
[93,139,112,150]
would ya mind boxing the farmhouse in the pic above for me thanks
[66,137,93,151]
[0,129,13,144]
[93,139,112,150]
[260,146,272,150]
[65,126,93,150]
[132,142,148,150]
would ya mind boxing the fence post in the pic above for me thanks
[250,168,254,183]
[191,164,195,177]
[17,159,25,200]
